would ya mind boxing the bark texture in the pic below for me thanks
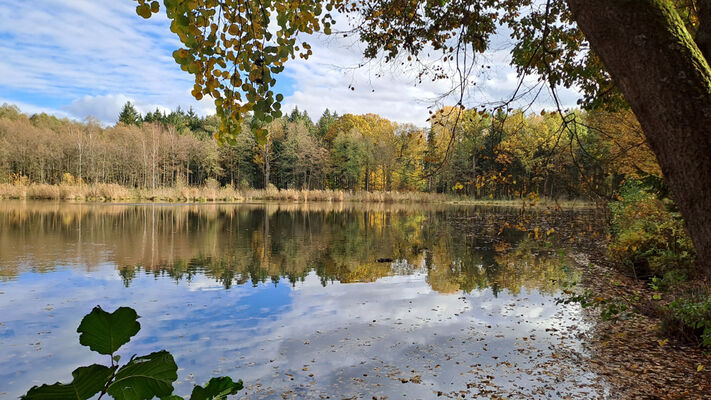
[566,0,711,277]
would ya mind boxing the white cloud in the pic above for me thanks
[64,94,134,123]
[63,94,198,124]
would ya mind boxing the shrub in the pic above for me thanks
[664,294,711,349]
[608,181,695,278]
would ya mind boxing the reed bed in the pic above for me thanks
[0,183,450,203]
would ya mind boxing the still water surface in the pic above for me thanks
[0,201,604,399]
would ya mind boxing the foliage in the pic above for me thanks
[608,181,695,278]
[666,294,711,349]
[557,281,638,322]
[23,306,242,400]
[134,0,336,141]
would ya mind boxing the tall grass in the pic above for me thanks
[0,183,594,206]
[0,183,450,203]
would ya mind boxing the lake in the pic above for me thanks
[0,201,605,399]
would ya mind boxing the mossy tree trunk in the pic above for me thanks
[567,0,711,277]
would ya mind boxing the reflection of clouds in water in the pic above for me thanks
[0,267,599,399]
[230,273,597,398]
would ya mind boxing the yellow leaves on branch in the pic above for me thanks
[133,0,338,142]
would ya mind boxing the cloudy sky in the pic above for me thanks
[0,1,580,126]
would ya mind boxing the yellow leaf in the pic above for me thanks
[698,364,704,372]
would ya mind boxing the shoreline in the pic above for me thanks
[0,183,594,208]
[571,253,711,398]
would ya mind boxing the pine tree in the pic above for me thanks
[317,109,337,139]
[118,102,141,126]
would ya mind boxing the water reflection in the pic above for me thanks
[0,201,603,398]
[0,201,581,295]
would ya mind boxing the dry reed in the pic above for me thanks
[0,183,450,203]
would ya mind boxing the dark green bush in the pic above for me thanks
[665,294,711,349]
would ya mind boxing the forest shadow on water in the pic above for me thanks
[0,201,609,399]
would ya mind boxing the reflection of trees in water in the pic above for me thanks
[1,202,588,294]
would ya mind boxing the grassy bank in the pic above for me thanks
[0,183,598,207]
[0,183,453,203]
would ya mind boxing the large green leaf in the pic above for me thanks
[22,364,115,400]
[107,350,178,400]
[77,306,140,355]
[190,377,243,400]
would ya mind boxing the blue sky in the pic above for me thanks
[0,1,580,126]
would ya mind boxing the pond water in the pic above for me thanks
[0,201,605,399]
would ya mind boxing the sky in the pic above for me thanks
[0,1,581,126]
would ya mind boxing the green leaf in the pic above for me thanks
[190,377,243,400]
[77,306,140,355]
[22,364,115,400]
[107,351,178,400]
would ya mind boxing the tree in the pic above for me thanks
[317,109,338,139]
[565,1,711,277]
[135,0,711,277]
[118,101,142,126]
[330,128,367,190]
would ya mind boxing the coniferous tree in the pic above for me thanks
[118,102,142,126]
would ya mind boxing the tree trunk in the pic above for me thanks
[567,0,711,277]
[472,153,477,198]
[264,141,270,189]
[365,163,370,192]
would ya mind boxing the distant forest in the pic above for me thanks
[0,102,659,199]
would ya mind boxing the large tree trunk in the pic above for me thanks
[566,0,711,277]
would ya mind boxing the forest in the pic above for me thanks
[0,101,658,201]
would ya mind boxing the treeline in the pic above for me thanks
[0,102,658,199]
